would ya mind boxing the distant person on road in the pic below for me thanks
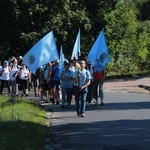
[49,59,61,105]
[18,56,23,67]
[93,68,105,105]
[59,61,74,108]
[85,60,94,107]
[9,58,19,96]
[32,67,43,97]
[18,62,30,97]
[42,63,51,102]
[73,60,91,117]
[0,60,11,95]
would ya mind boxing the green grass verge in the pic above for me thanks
[0,95,49,150]
[106,70,150,80]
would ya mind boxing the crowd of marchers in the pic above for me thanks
[0,56,105,117]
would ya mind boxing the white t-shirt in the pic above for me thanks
[19,68,29,80]
[10,65,19,81]
[0,67,10,80]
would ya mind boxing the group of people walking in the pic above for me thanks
[0,56,30,97]
[0,56,105,117]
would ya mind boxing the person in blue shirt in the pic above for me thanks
[50,59,61,105]
[59,61,74,108]
[42,63,51,102]
[73,60,91,117]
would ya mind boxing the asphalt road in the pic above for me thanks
[42,91,150,150]
[2,76,150,150]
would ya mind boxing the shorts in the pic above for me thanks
[43,79,49,91]
[50,80,60,90]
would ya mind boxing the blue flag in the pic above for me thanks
[59,46,65,71]
[71,29,81,60]
[88,29,111,71]
[23,31,59,74]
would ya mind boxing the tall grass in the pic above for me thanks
[0,95,48,150]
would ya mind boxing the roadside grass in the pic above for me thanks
[0,95,49,150]
[106,70,150,80]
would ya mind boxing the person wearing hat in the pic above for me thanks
[41,63,51,102]
[0,60,11,95]
[49,59,61,105]
[59,61,74,108]
[18,56,23,66]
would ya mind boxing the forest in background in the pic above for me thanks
[0,0,149,74]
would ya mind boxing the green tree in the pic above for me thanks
[104,0,149,73]
[0,0,149,74]
[0,0,91,60]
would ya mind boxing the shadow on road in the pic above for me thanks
[43,101,150,113]
[50,119,150,150]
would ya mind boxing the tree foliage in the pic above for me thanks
[0,0,149,73]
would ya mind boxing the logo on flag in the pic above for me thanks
[99,53,108,63]
[26,54,36,64]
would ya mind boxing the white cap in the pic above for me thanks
[19,56,23,59]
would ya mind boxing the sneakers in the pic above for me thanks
[77,111,85,117]
[44,98,49,103]
[77,111,80,116]
[91,98,96,103]
[50,98,55,104]
[56,101,60,105]
[81,113,85,117]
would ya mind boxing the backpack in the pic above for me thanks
[94,70,104,80]
[35,67,43,78]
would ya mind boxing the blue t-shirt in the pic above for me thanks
[59,69,73,88]
[51,64,60,81]
[73,69,91,87]
[42,65,50,80]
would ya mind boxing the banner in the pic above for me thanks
[23,31,59,74]
[59,46,65,71]
[88,29,111,71]
[71,29,81,60]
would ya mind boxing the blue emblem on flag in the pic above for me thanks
[27,54,36,64]
[100,53,107,63]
